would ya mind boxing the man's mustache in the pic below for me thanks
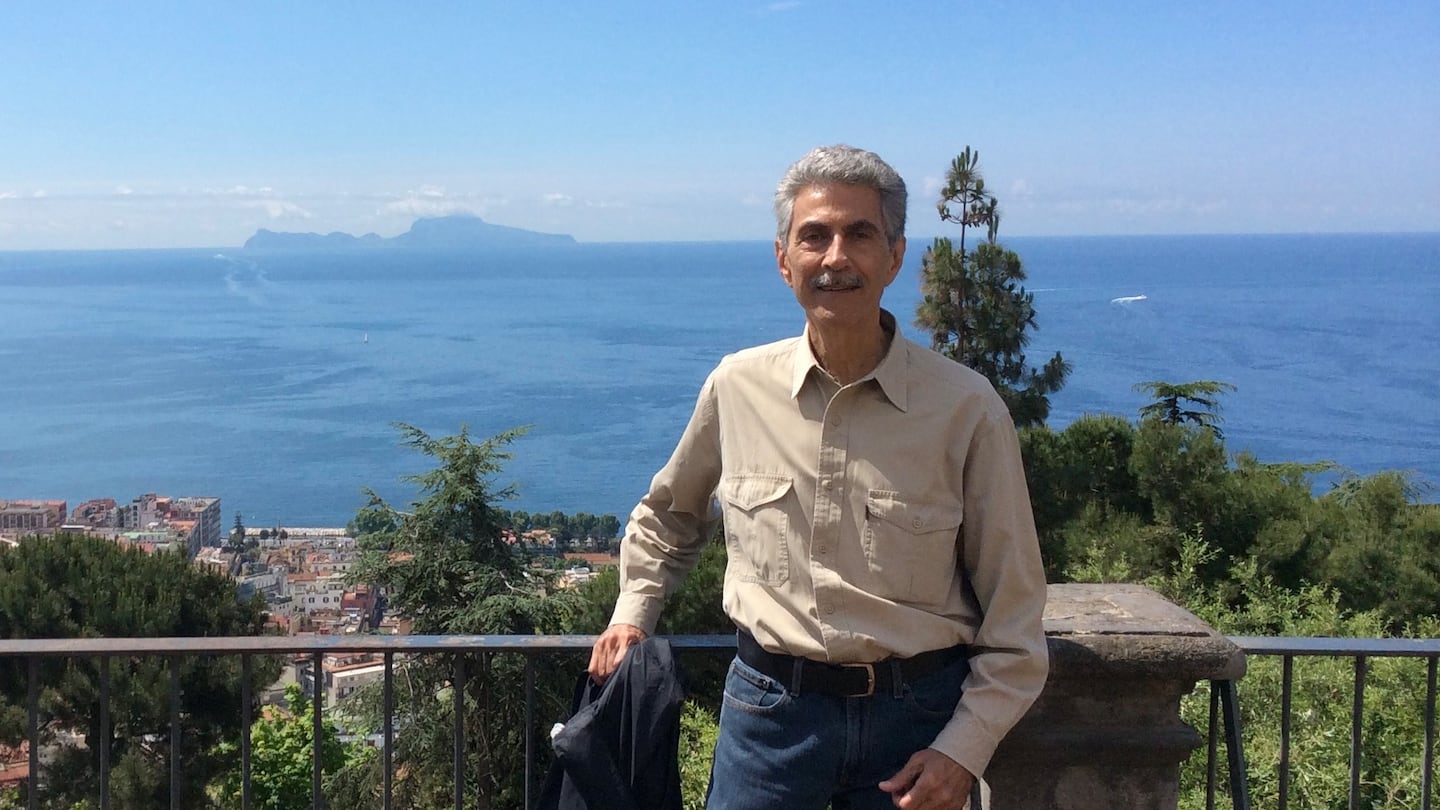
[811,270,863,291]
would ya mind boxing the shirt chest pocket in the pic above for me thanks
[719,474,793,586]
[863,492,963,609]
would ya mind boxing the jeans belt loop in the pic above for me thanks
[889,659,904,699]
[790,657,804,698]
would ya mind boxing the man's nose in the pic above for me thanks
[822,235,850,267]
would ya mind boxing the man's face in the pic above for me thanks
[776,183,906,331]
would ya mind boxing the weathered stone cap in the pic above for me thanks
[1043,584,1247,681]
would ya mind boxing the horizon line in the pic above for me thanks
[3,229,1439,255]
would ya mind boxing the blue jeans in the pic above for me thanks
[705,654,970,810]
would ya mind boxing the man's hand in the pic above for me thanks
[587,623,647,683]
[878,748,975,809]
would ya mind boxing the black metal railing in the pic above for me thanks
[0,634,733,810]
[1208,637,1440,810]
[5,634,1439,809]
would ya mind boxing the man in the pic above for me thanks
[589,145,1048,810]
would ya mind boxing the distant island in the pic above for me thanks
[242,214,576,251]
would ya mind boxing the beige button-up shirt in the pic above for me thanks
[611,310,1048,777]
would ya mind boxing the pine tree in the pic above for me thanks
[0,532,276,808]
[915,147,1070,427]
[334,424,580,808]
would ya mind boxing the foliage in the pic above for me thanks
[679,702,720,810]
[1112,537,1440,810]
[212,684,358,810]
[1022,387,1440,630]
[334,423,583,808]
[1134,380,1237,436]
[915,146,1070,427]
[1020,414,1150,578]
[499,509,623,551]
[0,532,277,809]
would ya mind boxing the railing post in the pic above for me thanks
[1350,656,1367,810]
[1279,655,1293,810]
[99,656,111,810]
[525,654,536,810]
[170,659,181,810]
[1425,656,1436,810]
[1219,679,1251,810]
[312,651,324,810]
[1206,683,1219,810]
[27,657,38,810]
[241,654,253,810]
[453,653,466,810]
[384,651,394,810]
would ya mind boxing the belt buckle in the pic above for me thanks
[844,663,876,697]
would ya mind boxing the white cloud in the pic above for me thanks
[542,192,576,207]
[418,185,446,198]
[115,185,134,196]
[240,199,313,219]
[0,191,17,200]
[381,197,475,218]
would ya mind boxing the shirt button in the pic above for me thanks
[830,415,842,426]
[817,544,829,554]
[912,518,924,529]
[822,478,834,490]
[823,604,835,615]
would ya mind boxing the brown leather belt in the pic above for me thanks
[736,630,968,698]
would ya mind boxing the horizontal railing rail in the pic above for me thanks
[1209,636,1440,810]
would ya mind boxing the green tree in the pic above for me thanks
[0,532,277,809]
[213,684,356,810]
[1021,414,1151,578]
[227,511,246,552]
[335,424,580,809]
[1134,380,1237,436]
[915,146,1070,427]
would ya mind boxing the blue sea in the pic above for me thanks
[1,234,1437,526]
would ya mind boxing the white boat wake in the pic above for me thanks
[1110,294,1148,304]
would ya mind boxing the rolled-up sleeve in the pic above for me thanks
[930,396,1049,777]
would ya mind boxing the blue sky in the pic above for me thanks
[2,1,1437,249]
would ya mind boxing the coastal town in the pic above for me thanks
[0,493,619,786]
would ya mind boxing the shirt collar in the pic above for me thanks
[790,309,909,412]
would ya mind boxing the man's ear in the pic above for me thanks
[776,239,794,287]
[883,236,906,287]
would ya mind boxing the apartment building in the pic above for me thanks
[0,500,68,536]
[116,493,220,557]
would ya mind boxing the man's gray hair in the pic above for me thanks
[774,144,907,247]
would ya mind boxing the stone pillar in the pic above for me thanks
[983,584,1245,809]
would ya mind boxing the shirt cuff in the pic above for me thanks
[609,592,665,636]
[929,714,999,780]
